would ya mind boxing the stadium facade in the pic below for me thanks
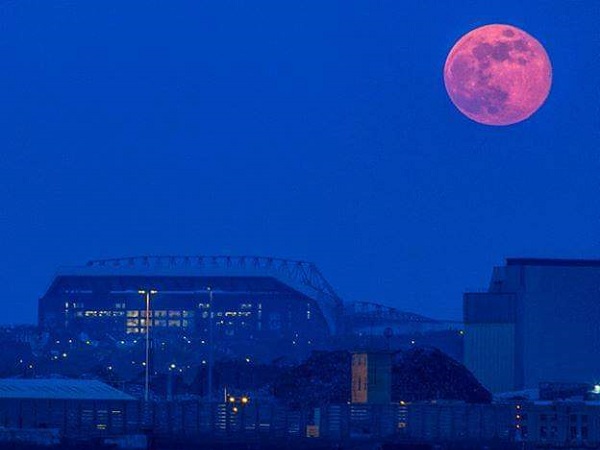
[39,256,343,358]
[464,258,600,393]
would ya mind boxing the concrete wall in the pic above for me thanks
[465,261,600,392]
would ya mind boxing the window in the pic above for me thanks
[155,310,167,318]
[269,313,281,330]
[127,319,139,327]
[570,426,577,440]
[168,320,181,327]
[127,311,139,318]
[168,311,182,318]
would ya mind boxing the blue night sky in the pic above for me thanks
[0,0,598,323]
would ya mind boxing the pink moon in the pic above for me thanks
[444,24,552,126]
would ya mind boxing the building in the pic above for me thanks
[0,379,136,436]
[351,352,392,404]
[464,258,600,393]
[38,256,343,359]
[406,401,514,442]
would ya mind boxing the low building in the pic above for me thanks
[407,402,514,442]
[0,378,136,436]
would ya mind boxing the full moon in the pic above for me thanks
[444,24,552,126]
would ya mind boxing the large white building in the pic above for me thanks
[464,258,600,393]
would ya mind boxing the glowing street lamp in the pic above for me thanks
[138,289,158,402]
[207,286,214,401]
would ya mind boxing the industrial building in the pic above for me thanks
[464,258,600,393]
[0,379,135,436]
[38,256,343,359]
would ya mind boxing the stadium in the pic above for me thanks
[38,256,343,359]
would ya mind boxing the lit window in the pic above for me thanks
[127,319,139,327]
[127,311,139,318]
[168,311,182,318]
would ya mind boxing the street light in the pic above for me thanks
[138,289,158,402]
[207,287,214,402]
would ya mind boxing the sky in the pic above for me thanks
[0,0,598,323]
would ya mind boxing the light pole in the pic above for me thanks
[138,289,158,402]
[207,287,214,402]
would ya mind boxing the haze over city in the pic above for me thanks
[0,0,597,324]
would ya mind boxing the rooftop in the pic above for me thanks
[0,379,135,401]
[506,258,600,268]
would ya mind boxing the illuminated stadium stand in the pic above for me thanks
[38,256,344,356]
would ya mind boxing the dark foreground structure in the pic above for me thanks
[3,378,600,449]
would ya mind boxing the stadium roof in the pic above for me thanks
[0,379,134,401]
[348,301,440,323]
[44,255,343,333]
